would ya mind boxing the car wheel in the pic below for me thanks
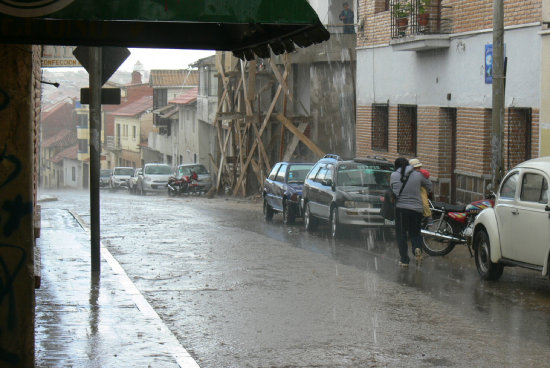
[474,230,504,281]
[304,202,317,232]
[263,199,274,222]
[282,200,296,225]
[330,206,342,238]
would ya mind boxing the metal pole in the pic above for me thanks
[89,47,102,274]
[491,0,505,189]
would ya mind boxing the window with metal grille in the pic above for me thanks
[375,0,390,13]
[507,108,531,170]
[397,105,417,156]
[372,103,389,151]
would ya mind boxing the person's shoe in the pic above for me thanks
[415,248,423,265]
[398,261,409,268]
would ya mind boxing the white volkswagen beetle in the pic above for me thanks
[472,157,550,281]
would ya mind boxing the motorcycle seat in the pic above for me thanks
[431,201,466,213]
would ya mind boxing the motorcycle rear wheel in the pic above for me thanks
[422,215,456,256]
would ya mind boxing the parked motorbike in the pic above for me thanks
[167,172,199,197]
[421,196,495,256]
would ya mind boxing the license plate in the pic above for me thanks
[385,219,395,225]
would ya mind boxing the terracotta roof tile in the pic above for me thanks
[149,70,198,87]
[51,145,78,163]
[42,129,76,148]
[169,87,198,105]
[112,96,153,117]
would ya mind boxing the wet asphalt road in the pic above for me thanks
[40,189,550,367]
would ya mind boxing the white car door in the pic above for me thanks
[509,170,550,266]
[494,170,520,259]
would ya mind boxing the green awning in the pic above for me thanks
[0,0,330,60]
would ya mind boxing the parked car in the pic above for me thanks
[127,168,142,194]
[174,163,212,194]
[301,154,394,238]
[100,169,111,188]
[472,156,550,281]
[109,167,134,191]
[137,163,172,195]
[263,162,314,224]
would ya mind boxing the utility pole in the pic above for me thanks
[89,47,102,274]
[491,0,505,189]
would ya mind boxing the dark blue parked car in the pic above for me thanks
[263,162,314,224]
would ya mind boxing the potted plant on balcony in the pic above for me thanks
[392,1,411,33]
[417,0,431,27]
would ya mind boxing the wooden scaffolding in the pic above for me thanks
[210,52,325,197]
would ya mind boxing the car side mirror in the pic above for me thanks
[322,179,332,187]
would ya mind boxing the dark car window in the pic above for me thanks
[268,164,281,180]
[145,165,171,175]
[315,165,328,183]
[336,163,392,187]
[276,164,288,182]
[288,164,313,183]
[520,173,548,204]
[114,167,134,176]
[307,163,323,181]
[500,171,518,200]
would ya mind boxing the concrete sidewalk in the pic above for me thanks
[35,206,200,368]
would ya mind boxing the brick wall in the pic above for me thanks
[357,104,540,203]
[357,0,542,48]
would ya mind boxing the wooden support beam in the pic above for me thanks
[276,113,325,158]
[217,112,245,121]
[269,57,293,103]
[233,64,290,195]
[282,122,308,161]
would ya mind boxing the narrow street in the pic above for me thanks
[39,189,550,367]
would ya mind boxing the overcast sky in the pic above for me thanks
[119,48,215,72]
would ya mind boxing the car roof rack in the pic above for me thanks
[323,154,341,160]
[353,156,389,163]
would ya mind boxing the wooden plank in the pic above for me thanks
[233,66,289,194]
[252,122,271,172]
[217,112,245,121]
[282,122,308,161]
[276,113,325,158]
[269,57,293,103]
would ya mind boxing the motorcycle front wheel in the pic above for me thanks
[422,215,456,256]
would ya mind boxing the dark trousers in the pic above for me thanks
[394,207,423,264]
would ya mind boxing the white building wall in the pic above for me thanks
[63,159,81,188]
[356,25,540,109]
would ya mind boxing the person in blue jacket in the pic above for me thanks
[339,2,355,34]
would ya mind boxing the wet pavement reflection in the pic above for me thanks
[37,189,550,367]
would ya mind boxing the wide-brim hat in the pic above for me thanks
[409,158,422,168]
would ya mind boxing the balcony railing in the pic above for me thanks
[391,1,452,39]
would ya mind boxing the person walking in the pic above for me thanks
[339,2,355,34]
[391,157,432,267]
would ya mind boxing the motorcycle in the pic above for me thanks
[167,171,199,197]
[421,196,495,256]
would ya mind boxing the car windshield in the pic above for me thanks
[145,165,172,175]
[100,169,111,177]
[287,164,313,183]
[114,168,134,176]
[336,163,393,188]
[178,165,209,175]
